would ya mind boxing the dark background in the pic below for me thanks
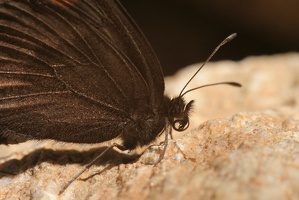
[120,0,299,75]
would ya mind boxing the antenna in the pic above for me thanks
[179,33,238,97]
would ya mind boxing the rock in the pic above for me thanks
[1,53,299,199]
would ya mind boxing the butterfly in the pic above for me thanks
[0,0,240,193]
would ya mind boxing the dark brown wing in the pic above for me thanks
[0,0,165,144]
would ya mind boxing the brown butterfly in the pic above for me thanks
[0,0,240,193]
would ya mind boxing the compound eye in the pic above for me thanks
[173,118,189,131]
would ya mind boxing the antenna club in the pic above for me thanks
[230,82,242,87]
[227,33,237,41]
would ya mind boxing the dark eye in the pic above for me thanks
[173,118,189,131]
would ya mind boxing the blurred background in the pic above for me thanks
[120,0,299,75]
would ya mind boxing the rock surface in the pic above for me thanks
[1,53,299,200]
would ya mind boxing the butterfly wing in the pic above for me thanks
[0,0,165,144]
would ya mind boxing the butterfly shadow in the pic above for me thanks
[0,146,140,177]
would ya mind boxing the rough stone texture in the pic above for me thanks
[0,53,299,199]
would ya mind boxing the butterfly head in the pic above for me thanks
[167,97,194,132]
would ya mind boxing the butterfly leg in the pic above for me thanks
[59,143,127,195]
[140,120,170,165]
